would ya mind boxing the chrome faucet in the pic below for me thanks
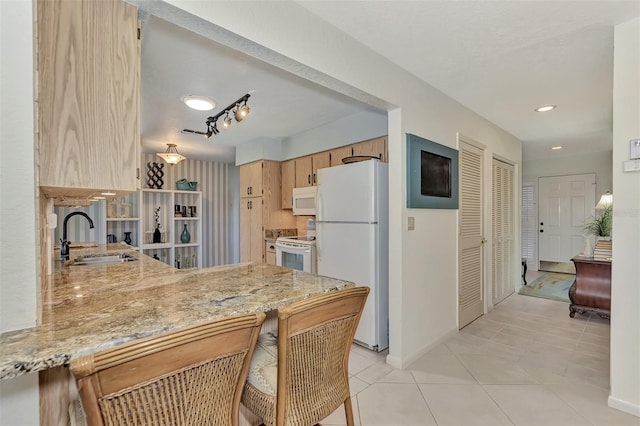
[60,212,95,261]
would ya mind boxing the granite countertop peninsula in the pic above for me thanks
[0,245,353,380]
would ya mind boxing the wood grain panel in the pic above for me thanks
[38,0,139,197]
[281,159,295,209]
[295,156,313,187]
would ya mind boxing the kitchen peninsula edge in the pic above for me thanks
[0,245,354,380]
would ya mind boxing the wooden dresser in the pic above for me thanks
[569,256,611,319]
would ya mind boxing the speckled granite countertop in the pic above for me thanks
[0,245,353,380]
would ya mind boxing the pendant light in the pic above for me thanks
[156,144,186,165]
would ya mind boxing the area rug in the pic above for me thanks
[518,273,575,302]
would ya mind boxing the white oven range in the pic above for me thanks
[275,236,316,273]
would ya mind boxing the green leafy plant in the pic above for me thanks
[584,206,612,237]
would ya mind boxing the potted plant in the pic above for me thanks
[584,205,612,239]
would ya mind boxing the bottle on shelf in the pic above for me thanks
[180,224,191,243]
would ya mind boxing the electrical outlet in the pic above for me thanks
[408,216,415,230]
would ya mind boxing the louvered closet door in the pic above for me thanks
[492,159,515,304]
[459,142,485,328]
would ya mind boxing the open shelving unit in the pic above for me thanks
[103,189,203,269]
[140,189,203,269]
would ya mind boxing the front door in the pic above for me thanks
[538,174,596,264]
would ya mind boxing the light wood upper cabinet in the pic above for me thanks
[38,0,140,199]
[295,156,313,188]
[281,159,295,209]
[353,137,388,162]
[240,160,264,197]
[311,152,331,185]
[330,145,354,166]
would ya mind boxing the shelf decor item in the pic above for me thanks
[123,232,132,245]
[176,179,197,191]
[180,224,191,243]
[146,162,165,189]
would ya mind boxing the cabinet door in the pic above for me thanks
[295,156,313,188]
[311,152,331,185]
[239,198,252,262]
[281,159,295,209]
[240,197,264,263]
[240,161,263,197]
[353,137,387,162]
[330,145,354,166]
[38,0,140,197]
[250,198,264,263]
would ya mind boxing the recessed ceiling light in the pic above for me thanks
[535,104,557,112]
[183,95,216,111]
[551,146,563,150]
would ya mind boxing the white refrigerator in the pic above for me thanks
[316,159,389,351]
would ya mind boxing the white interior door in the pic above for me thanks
[492,159,515,305]
[538,174,595,263]
[459,142,485,328]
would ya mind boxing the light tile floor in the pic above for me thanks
[320,271,639,426]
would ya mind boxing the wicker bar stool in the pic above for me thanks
[242,287,370,426]
[70,312,265,426]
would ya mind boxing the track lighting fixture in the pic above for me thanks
[182,93,251,139]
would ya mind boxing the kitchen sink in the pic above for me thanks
[71,252,137,266]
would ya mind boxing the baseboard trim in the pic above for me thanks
[386,328,458,369]
[608,395,640,417]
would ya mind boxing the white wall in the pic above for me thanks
[609,17,640,417]
[234,110,388,165]
[281,110,388,160]
[0,0,40,423]
[523,150,613,199]
[157,0,522,367]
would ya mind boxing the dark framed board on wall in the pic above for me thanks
[406,133,459,209]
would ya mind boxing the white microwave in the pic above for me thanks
[292,186,317,215]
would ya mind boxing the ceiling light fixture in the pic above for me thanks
[535,104,557,112]
[182,93,252,139]
[551,146,563,150]
[183,95,216,111]
[156,143,186,165]
[101,191,117,196]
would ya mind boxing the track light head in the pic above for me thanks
[222,113,232,129]
[234,102,250,121]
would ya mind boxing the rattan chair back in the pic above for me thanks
[243,287,369,426]
[70,312,265,426]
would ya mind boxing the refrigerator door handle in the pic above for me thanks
[316,224,322,260]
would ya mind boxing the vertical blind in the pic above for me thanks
[521,183,536,264]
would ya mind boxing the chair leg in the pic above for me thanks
[344,397,355,426]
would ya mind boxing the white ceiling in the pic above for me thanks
[140,16,375,164]
[140,1,639,164]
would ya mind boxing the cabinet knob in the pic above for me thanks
[313,173,316,184]
[540,229,544,233]
[308,174,311,184]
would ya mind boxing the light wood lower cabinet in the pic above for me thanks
[265,241,276,265]
[38,0,140,199]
